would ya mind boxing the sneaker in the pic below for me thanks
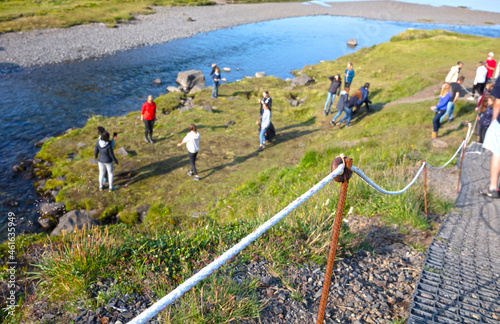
[330,121,336,126]
[257,146,263,152]
[448,118,454,122]
[187,171,193,176]
[144,137,149,143]
[149,138,154,144]
[323,110,327,116]
[467,96,475,101]
[109,187,117,192]
[479,186,499,198]
[193,176,200,181]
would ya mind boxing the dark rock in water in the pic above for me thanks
[51,210,99,236]
[153,78,161,85]
[39,202,66,217]
[38,216,56,230]
[116,147,129,157]
[3,200,19,207]
[12,164,23,173]
[134,205,151,223]
[35,137,50,147]
[291,74,313,86]
[176,70,205,93]
[22,159,33,168]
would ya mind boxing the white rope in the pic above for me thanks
[128,164,346,324]
[351,163,426,195]
[426,123,471,170]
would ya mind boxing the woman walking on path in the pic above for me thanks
[330,88,349,126]
[94,131,119,192]
[478,96,494,144]
[258,104,271,152]
[141,95,156,143]
[324,74,341,115]
[336,89,361,128]
[178,124,200,181]
[344,63,355,89]
[430,83,451,138]
[212,67,221,98]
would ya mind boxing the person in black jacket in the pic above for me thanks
[324,74,341,115]
[337,89,362,128]
[94,131,119,192]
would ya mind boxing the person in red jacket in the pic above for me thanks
[141,95,156,143]
[486,52,496,83]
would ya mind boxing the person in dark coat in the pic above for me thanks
[94,131,119,191]
[337,89,362,128]
[257,91,275,143]
[479,96,494,143]
[324,74,341,115]
[330,88,349,126]
[356,82,372,113]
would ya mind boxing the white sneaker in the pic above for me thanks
[467,96,475,101]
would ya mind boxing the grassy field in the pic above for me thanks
[1,30,498,322]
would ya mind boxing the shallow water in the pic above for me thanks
[0,15,499,240]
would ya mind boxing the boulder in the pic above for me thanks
[116,147,129,157]
[76,142,86,148]
[221,78,227,82]
[291,74,313,86]
[179,106,194,113]
[34,137,50,148]
[153,78,161,85]
[289,99,300,107]
[431,139,449,149]
[38,216,56,230]
[135,205,151,223]
[199,105,213,113]
[39,202,66,217]
[50,190,59,200]
[189,85,205,94]
[12,165,23,173]
[223,67,231,72]
[51,210,99,236]
[255,72,266,78]
[176,70,205,92]
[33,158,42,165]
[166,86,181,93]
[347,38,358,46]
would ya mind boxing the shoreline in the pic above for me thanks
[1,1,499,68]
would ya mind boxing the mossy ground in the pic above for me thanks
[2,30,499,322]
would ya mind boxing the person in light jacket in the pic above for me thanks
[445,61,462,83]
[324,74,341,115]
[94,131,119,191]
[177,124,200,181]
[258,104,271,152]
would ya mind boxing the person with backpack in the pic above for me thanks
[141,95,156,143]
[324,74,341,115]
[177,124,201,181]
[258,103,271,152]
[211,67,221,98]
[94,131,119,192]
[330,88,349,126]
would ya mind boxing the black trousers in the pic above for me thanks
[189,152,198,175]
[479,125,489,143]
[472,83,485,96]
[144,119,154,138]
[433,110,446,132]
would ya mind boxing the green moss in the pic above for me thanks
[118,210,139,225]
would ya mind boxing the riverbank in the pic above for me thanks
[1,1,499,68]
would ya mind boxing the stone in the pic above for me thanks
[39,202,66,217]
[62,128,73,136]
[135,205,150,223]
[431,138,449,149]
[38,216,56,230]
[255,72,266,78]
[51,210,99,236]
[179,106,193,113]
[221,78,227,82]
[347,38,358,46]
[56,175,66,181]
[166,86,181,93]
[176,70,205,92]
[314,289,323,299]
[153,78,161,85]
[33,158,42,165]
[116,147,129,157]
[285,78,292,82]
[291,74,313,86]
[190,212,207,218]
[2,200,19,207]
[12,165,23,173]
[289,99,300,107]
[50,190,59,200]
[223,67,231,72]
[35,137,50,147]
[199,105,213,113]
[188,85,205,94]
[76,142,86,148]
[224,120,236,128]
[42,314,56,320]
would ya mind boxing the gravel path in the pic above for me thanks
[1,1,500,68]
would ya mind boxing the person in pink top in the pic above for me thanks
[486,52,496,83]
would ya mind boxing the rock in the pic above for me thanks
[186,17,194,22]
[188,84,205,94]
[176,70,205,92]
[56,175,66,181]
[42,314,56,320]
[223,67,231,72]
[224,120,236,128]
[431,138,449,149]
[88,158,98,165]
[300,95,307,104]
[38,216,56,230]
[153,78,161,85]
[2,200,19,207]
[255,72,266,78]
[50,190,59,200]
[116,147,129,157]
[51,210,99,236]
[179,106,193,113]
[284,86,294,91]
[314,289,323,299]
[33,158,42,165]
[134,205,150,223]
[221,78,227,82]
[291,74,313,86]
[347,38,358,46]
[39,202,66,217]
[285,78,292,82]
[35,137,50,147]
[62,128,73,136]
[190,212,207,218]
[12,165,23,173]
[166,86,181,93]
[289,99,300,107]
[299,142,306,147]
[199,105,213,113]
[76,142,86,148]
[21,159,33,168]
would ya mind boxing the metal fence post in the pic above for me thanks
[457,139,466,194]
[316,156,352,324]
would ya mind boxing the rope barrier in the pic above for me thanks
[426,122,471,170]
[128,164,346,324]
[352,164,426,195]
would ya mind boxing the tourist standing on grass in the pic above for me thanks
[141,95,156,143]
[259,91,272,116]
[480,77,500,198]
[470,61,488,100]
[445,61,462,83]
[336,89,361,128]
[344,63,355,89]
[177,124,200,181]
[356,82,372,113]
[212,67,221,98]
[330,88,349,126]
[485,52,496,83]
[258,104,271,152]
[478,96,494,144]
[430,83,451,138]
[324,74,341,115]
[440,76,464,124]
[95,131,119,192]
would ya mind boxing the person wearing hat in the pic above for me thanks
[486,52,496,83]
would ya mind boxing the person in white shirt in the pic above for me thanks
[258,105,271,152]
[177,124,200,181]
[470,61,488,100]
[445,61,463,83]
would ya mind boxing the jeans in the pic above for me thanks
[331,110,343,123]
[433,109,447,132]
[439,101,454,123]
[98,162,114,189]
[323,93,336,114]
[339,106,353,126]
[144,119,154,138]
[259,127,268,146]
[212,82,219,98]
[188,151,198,175]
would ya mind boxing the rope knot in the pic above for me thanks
[331,154,352,183]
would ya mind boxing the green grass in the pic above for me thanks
[4,30,499,322]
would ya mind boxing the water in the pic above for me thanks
[0,15,499,239]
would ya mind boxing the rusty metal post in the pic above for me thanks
[457,139,466,194]
[423,162,428,217]
[316,156,352,324]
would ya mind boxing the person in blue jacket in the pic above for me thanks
[356,82,372,113]
[211,67,221,98]
[337,89,362,128]
[430,83,451,138]
[344,63,355,89]
[324,74,342,115]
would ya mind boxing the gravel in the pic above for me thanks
[1,2,499,68]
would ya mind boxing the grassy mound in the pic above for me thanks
[2,30,499,322]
